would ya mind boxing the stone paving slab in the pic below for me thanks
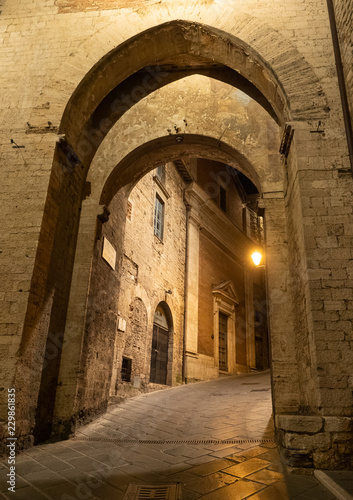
[200,478,266,499]
[188,459,233,477]
[184,471,238,495]
[224,457,271,478]
[3,486,52,500]
[208,446,242,458]
[0,371,342,499]
[247,480,291,499]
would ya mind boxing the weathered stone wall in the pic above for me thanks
[51,186,129,439]
[276,123,353,468]
[110,163,186,393]
[196,159,245,229]
[119,297,149,385]
[333,0,353,130]
[284,140,320,415]
[259,196,301,417]
[198,232,247,366]
[1,0,353,467]
[195,159,250,368]
[253,272,269,371]
[6,141,82,445]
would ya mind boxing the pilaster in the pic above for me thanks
[184,208,201,361]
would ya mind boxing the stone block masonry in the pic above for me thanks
[1,0,353,471]
[276,415,353,469]
[333,0,353,131]
[110,163,186,394]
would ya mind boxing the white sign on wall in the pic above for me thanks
[102,237,116,270]
[117,318,126,332]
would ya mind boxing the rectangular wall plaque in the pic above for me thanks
[102,237,117,270]
[117,318,127,332]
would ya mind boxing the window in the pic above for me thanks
[121,357,132,382]
[156,165,164,180]
[219,186,227,212]
[154,194,165,240]
[155,165,166,184]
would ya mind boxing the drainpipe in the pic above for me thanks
[182,200,190,384]
[326,0,353,175]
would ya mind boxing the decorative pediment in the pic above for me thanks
[212,281,240,305]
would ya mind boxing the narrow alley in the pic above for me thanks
[1,372,336,499]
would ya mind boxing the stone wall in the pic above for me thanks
[276,414,353,469]
[1,0,353,467]
[52,186,129,439]
[253,273,269,371]
[110,163,186,394]
[198,234,247,366]
[274,120,353,468]
[196,159,245,229]
[196,158,251,370]
[333,0,353,130]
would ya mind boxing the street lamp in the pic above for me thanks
[251,251,263,267]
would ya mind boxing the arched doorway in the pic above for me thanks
[150,303,173,386]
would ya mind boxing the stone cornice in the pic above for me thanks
[153,175,170,199]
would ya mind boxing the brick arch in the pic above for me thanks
[154,301,174,332]
[99,134,263,206]
[15,15,330,451]
[58,19,328,168]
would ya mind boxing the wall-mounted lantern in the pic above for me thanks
[251,251,263,267]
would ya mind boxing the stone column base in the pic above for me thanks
[185,353,219,383]
[275,415,353,470]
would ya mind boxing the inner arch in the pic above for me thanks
[100,134,263,206]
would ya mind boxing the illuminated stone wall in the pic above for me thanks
[0,0,352,468]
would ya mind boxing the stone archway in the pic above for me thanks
[56,20,328,170]
[13,18,341,469]
[51,131,297,445]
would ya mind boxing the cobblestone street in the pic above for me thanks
[1,372,336,499]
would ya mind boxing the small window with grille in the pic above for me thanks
[154,194,165,240]
[121,357,132,382]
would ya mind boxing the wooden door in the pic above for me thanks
[219,313,228,371]
[150,324,168,384]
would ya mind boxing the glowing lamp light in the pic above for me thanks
[251,251,263,267]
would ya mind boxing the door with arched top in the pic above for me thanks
[150,304,172,385]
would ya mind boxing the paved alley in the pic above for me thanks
[1,372,336,499]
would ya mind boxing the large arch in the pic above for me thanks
[13,17,333,468]
[56,20,328,169]
[52,131,298,442]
